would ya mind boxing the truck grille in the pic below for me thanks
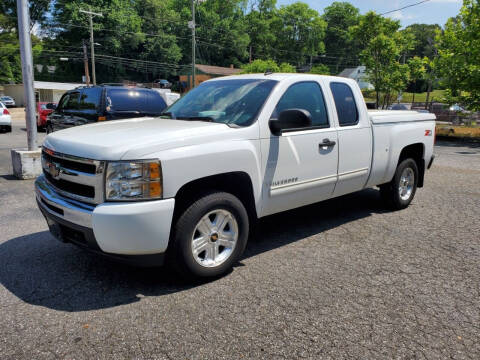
[41,148,105,204]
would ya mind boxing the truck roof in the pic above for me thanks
[208,73,357,84]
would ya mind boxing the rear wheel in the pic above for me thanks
[380,158,418,210]
[169,191,249,278]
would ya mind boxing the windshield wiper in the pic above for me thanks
[177,116,214,122]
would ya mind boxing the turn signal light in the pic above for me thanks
[98,116,106,121]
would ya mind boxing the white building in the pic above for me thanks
[2,81,83,107]
[338,66,374,90]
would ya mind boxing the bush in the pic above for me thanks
[241,59,279,74]
[278,62,296,73]
[241,59,296,74]
[309,64,330,75]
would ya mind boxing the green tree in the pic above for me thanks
[322,2,361,74]
[271,2,326,65]
[192,0,250,67]
[407,56,426,104]
[404,23,441,59]
[352,12,412,108]
[1,0,50,31]
[244,1,278,61]
[436,0,480,110]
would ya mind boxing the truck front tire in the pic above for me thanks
[169,191,249,278]
[380,158,419,210]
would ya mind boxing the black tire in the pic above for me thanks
[169,191,249,279]
[380,158,419,210]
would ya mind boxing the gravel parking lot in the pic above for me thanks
[1,115,479,359]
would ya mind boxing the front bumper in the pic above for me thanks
[35,175,175,265]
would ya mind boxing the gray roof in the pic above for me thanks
[338,67,358,78]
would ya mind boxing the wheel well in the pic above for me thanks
[398,143,425,187]
[173,172,258,222]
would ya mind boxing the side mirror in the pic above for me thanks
[46,103,56,110]
[269,109,312,136]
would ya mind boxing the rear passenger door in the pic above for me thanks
[261,81,339,216]
[78,87,103,123]
[329,81,372,197]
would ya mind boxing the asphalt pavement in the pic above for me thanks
[0,116,479,359]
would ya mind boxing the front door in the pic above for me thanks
[261,81,339,216]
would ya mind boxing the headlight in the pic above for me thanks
[105,160,162,201]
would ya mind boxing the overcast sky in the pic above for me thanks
[276,0,463,27]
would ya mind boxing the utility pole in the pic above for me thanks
[80,8,102,85]
[82,39,90,86]
[17,0,36,151]
[190,0,196,89]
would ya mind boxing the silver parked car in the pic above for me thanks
[0,102,12,132]
[0,96,15,107]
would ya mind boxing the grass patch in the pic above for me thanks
[364,90,446,103]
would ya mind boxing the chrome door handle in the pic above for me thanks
[320,138,336,147]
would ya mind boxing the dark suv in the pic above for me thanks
[46,85,168,133]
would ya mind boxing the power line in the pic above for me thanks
[380,0,431,16]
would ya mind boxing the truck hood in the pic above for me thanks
[43,117,237,160]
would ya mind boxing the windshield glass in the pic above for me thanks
[165,79,277,126]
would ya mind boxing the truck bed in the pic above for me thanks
[368,110,436,124]
[366,110,436,189]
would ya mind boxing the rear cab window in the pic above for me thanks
[106,89,145,114]
[330,82,359,127]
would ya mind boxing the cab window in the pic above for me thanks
[330,82,359,126]
[273,82,329,128]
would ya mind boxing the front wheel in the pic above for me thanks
[169,192,249,278]
[380,158,419,210]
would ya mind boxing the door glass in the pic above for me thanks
[273,82,329,127]
[330,82,359,126]
[57,94,70,112]
[63,92,81,111]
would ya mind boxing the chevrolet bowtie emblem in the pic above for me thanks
[48,162,61,179]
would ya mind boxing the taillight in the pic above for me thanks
[3,108,9,115]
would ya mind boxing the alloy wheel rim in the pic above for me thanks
[399,167,414,201]
[191,209,238,268]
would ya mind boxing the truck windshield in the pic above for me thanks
[164,79,277,126]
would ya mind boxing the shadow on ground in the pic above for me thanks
[0,188,386,312]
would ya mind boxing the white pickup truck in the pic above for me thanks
[35,74,435,278]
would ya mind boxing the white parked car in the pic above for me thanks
[0,102,12,133]
[152,88,181,106]
[35,74,436,278]
[0,96,15,107]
